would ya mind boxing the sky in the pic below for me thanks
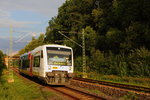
[0,0,66,55]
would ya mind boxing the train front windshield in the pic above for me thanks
[47,47,72,66]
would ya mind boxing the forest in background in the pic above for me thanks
[18,0,150,77]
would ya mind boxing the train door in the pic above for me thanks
[29,55,33,76]
[33,55,40,76]
[39,50,44,77]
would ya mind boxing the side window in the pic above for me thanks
[21,57,29,69]
[41,50,43,58]
[26,59,30,68]
[34,56,40,67]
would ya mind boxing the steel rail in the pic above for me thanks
[73,77,150,93]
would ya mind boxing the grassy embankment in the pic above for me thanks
[0,70,65,100]
[75,72,150,88]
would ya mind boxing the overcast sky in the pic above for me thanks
[0,0,66,55]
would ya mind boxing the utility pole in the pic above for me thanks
[58,29,87,78]
[82,29,87,78]
[8,25,14,83]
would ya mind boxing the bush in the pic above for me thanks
[128,47,150,77]
[90,50,106,73]
[74,56,82,72]
[75,47,150,78]
[0,51,5,77]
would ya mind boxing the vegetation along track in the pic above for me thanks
[12,68,106,100]
[73,77,150,93]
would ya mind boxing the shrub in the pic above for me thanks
[128,47,150,77]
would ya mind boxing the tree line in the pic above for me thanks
[0,50,5,78]
[18,0,150,77]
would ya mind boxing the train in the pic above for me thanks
[19,44,74,85]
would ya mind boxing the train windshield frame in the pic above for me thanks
[46,47,72,66]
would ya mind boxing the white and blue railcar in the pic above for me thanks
[20,44,74,85]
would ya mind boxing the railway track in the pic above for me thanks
[47,86,105,100]
[73,77,150,93]
[12,68,106,100]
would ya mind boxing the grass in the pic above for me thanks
[0,69,65,100]
[120,92,138,100]
[75,71,150,88]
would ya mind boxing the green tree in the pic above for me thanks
[84,26,97,56]
[128,47,150,77]
[0,50,5,77]
[105,28,123,53]
[90,50,105,73]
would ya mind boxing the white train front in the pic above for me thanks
[19,44,74,85]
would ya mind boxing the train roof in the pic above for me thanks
[32,44,72,52]
[43,44,72,49]
[20,44,72,57]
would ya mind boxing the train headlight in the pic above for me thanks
[48,66,51,70]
